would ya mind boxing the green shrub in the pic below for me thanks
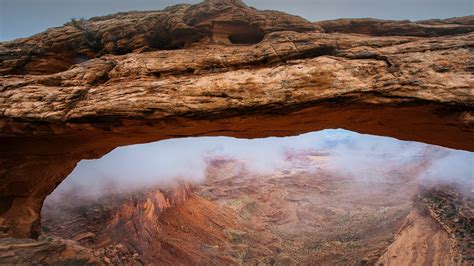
[69,18,102,52]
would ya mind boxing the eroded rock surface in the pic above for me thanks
[37,150,471,265]
[42,183,197,265]
[377,209,460,266]
[315,17,474,36]
[0,236,103,265]
[0,0,473,238]
[378,184,474,265]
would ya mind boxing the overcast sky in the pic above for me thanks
[1,0,473,41]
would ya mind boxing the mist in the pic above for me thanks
[45,129,473,204]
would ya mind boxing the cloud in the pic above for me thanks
[45,129,473,203]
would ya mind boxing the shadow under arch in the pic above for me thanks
[1,98,473,238]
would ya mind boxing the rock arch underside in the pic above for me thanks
[0,0,473,243]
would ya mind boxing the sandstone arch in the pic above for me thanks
[0,0,473,238]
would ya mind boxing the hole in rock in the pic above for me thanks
[212,21,265,45]
[11,54,93,75]
[41,129,473,264]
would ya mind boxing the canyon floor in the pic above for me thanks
[9,149,464,265]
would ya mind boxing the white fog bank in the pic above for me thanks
[47,129,473,202]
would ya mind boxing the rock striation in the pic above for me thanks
[0,236,103,265]
[0,0,473,238]
[41,183,196,264]
[40,182,253,265]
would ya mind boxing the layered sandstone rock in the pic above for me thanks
[315,17,474,36]
[0,236,103,264]
[378,184,473,265]
[41,183,245,265]
[0,0,473,238]
[376,209,460,265]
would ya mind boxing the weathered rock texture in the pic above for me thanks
[0,0,473,238]
[377,209,460,265]
[0,236,103,264]
[378,183,474,265]
[41,183,197,264]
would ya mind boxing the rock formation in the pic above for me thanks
[378,183,473,265]
[41,183,198,264]
[39,182,254,265]
[0,0,473,238]
[35,151,472,264]
[0,236,103,265]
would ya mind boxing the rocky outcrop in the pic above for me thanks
[416,183,473,262]
[41,183,245,264]
[315,16,474,36]
[378,183,473,265]
[0,235,103,265]
[376,209,460,265]
[0,0,473,238]
[0,0,319,75]
[3,181,202,266]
